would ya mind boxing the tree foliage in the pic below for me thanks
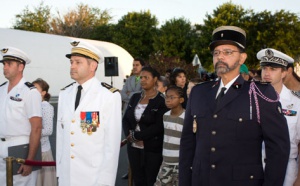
[11,2,300,72]
[247,10,300,68]
[148,53,199,80]
[13,2,51,33]
[153,18,197,63]
[197,2,300,70]
[49,3,112,38]
[112,11,158,60]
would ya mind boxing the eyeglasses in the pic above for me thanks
[165,96,180,100]
[211,49,241,57]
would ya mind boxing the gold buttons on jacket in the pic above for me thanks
[72,119,75,123]
[211,164,216,169]
[211,147,216,152]
[213,114,217,118]
[71,155,75,159]
[212,131,216,135]
[71,131,74,135]
[71,143,74,147]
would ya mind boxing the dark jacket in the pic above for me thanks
[123,91,169,153]
[179,75,290,186]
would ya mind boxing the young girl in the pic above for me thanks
[155,86,185,186]
[32,78,57,186]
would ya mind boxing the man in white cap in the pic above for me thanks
[179,26,290,186]
[0,47,42,186]
[56,40,122,186]
[258,48,300,186]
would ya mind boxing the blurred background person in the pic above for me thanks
[156,76,170,95]
[32,78,57,186]
[283,62,300,93]
[164,69,172,82]
[169,68,188,108]
[123,66,168,186]
[240,64,251,81]
[121,58,145,115]
[186,78,203,98]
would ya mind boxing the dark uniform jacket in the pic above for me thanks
[179,75,290,186]
[123,91,169,153]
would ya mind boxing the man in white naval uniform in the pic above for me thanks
[56,41,122,186]
[259,48,300,186]
[0,47,42,186]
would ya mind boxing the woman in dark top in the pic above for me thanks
[169,68,188,108]
[123,66,169,186]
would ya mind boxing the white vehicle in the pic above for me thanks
[0,28,133,97]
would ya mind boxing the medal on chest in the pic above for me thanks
[80,111,100,135]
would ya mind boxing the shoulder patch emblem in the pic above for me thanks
[61,82,76,90]
[291,90,300,99]
[25,82,36,90]
[101,82,119,93]
[0,81,7,87]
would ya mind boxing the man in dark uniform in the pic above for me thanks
[179,26,290,186]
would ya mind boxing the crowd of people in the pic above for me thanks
[0,25,299,186]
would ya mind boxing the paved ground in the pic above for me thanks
[49,100,129,186]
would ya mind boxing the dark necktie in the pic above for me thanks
[216,87,226,105]
[75,85,82,110]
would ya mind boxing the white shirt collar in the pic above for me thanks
[217,75,240,95]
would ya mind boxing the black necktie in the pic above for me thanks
[216,87,226,105]
[75,85,82,110]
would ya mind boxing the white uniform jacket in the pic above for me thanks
[56,77,122,186]
[0,78,42,186]
[280,85,300,186]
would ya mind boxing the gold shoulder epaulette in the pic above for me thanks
[25,82,36,90]
[292,90,300,99]
[0,81,7,87]
[61,82,75,90]
[101,82,119,93]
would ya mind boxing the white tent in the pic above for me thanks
[0,28,133,96]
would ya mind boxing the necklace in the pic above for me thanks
[143,90,158,99]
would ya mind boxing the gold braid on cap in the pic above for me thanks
[71,47,100,62]
[260,49,288,66]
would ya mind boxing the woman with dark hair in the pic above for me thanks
[123,66,169,186]
[32,78,57,186]
[169,68,188,108]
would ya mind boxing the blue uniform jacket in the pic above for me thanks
[179,75,290,186]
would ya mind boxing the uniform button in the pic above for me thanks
[71,155,75,159]
[239,118,243,122]
[212,131,216,135]
[250,175,254,179]
[71,131,74,135]
[213,114,217,118]
[211,164,216,169]
[211,147,216,152]
[71,143,74,147]
[72,119,75,123]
